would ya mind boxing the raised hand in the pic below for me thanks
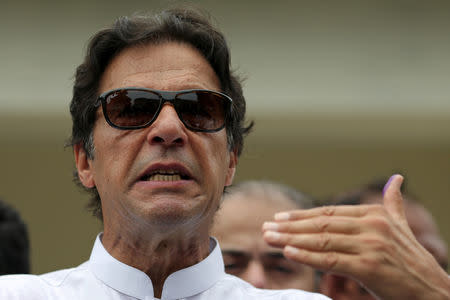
[262,175,450,300]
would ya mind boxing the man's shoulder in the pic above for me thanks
[0,262,91,299]
[211,274,331,299]
[0,274,48,299]
[39,262,89,286]
[0,273,41,286]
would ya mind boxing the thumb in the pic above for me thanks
[383,174,407,221]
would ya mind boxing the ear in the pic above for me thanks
[225,148,237,186]
[74,143,95,188]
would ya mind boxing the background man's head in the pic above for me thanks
[69,8,252,221]
[212,180,317,291]
[0,198,30,275]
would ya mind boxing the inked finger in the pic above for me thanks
[383,174,407,222]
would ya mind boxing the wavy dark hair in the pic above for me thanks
[0,199,30,274]
[68,8,253,220]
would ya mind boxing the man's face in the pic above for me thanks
[75,42,236,234]
[212,192,316,291]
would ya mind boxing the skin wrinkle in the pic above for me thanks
[119,69,211,91]
[100,43,219,93]
[365,195,448,269]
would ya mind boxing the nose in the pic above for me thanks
[242,261,267,289]
[146,103,187,147]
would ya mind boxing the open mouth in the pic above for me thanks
[140,169,190,182]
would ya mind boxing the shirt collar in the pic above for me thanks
[88,233,225,300]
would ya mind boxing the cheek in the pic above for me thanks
[286,269,316,291]
[195,133,231,179]
[92,128,143,185]
[211,136,231,173]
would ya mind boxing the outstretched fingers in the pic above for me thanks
[282,246,358,274]
[263,215,362,235]
[274,204,373,222]
[263,231,361,254]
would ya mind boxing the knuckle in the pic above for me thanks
[323,252,339,270]
[367,204,386,215]
[362,214,392,236]
[317,233,331,251]
[371,216,391,234]
[360,252,386,274]
[313,217,330,232]
[286,222,299,234]
[362,234,391,253]
[359,205,371,216]
[323,206,336,217]
[282,233,293,244]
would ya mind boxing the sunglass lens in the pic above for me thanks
[105,90,160,128]
[176,91,228,131]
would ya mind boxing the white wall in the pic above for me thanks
[1,0,449,116]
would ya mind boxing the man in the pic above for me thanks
[263,175,450,299]
[212,180,318,291]
[0,198,30,275]
[0,8,328,299]
[318,178,448,299]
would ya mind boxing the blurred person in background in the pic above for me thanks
[318,177,448,300]
[214,178,449,299]
[212,180,318,291]
[0,198,30,275]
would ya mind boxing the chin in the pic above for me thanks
[141,203,206,227]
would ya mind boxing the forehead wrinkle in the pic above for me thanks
[100,42,220,93]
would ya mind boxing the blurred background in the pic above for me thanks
[1,0,449,274]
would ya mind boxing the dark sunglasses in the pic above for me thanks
[95,87,233,132]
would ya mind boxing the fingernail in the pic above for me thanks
[284,245,300,255]
[264,231,281,241]
[274,212,290,221]
[382,175,396,196]
[262,222,279,231]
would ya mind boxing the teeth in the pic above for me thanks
[154,169,176,175]
[147,174,182,181]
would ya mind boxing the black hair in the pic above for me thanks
[0,199,30,275]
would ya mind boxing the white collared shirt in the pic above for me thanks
[0,234,329,300]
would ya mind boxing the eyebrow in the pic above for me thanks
[263,252,286,260]
[222,250,286,260]
[222,250,250,259]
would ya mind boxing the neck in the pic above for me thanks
[102,223,211,298]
